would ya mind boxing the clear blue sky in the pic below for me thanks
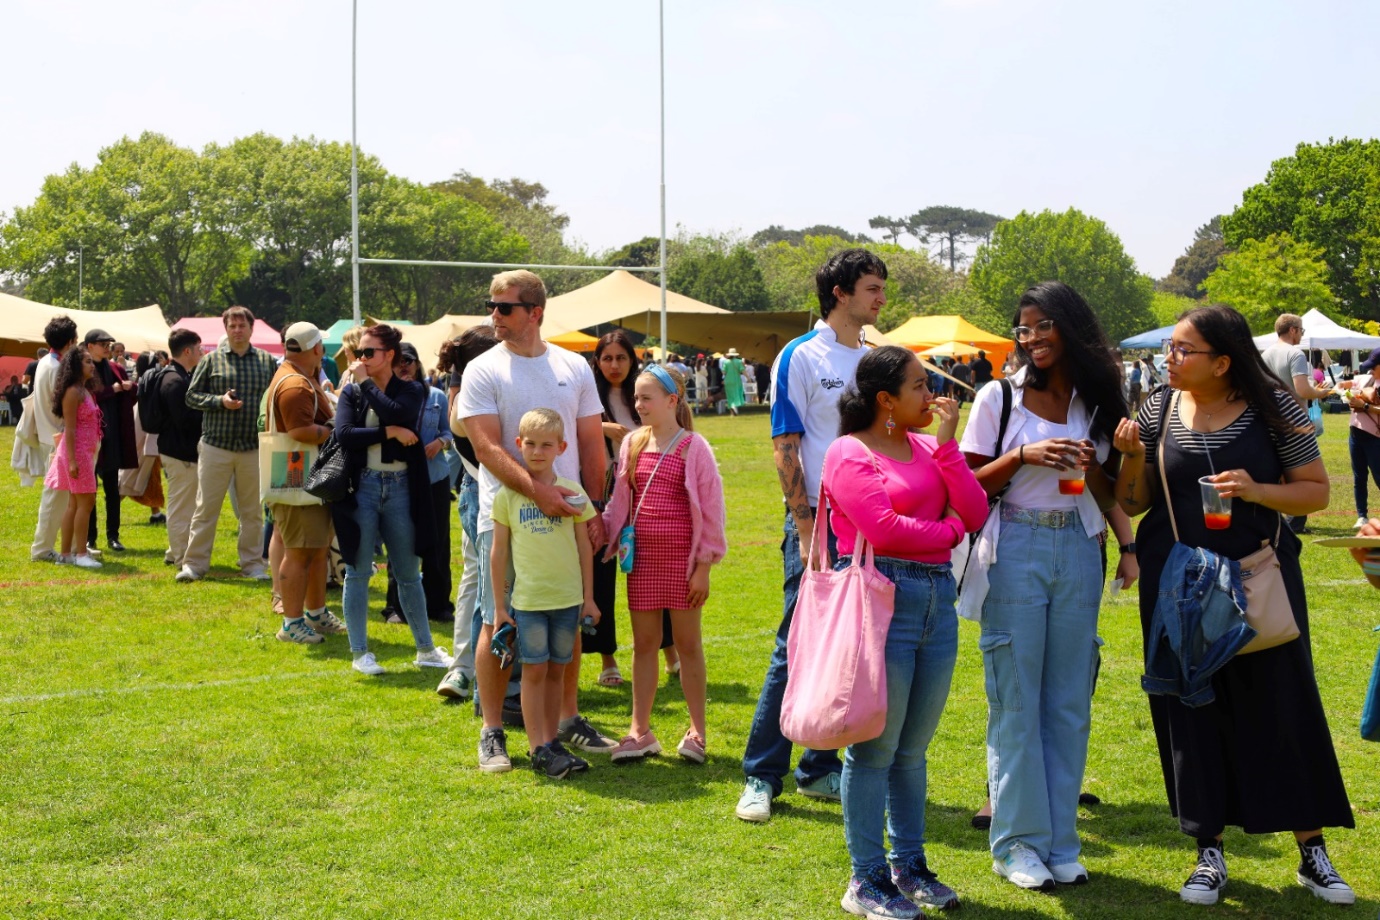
[4,0,1377,278]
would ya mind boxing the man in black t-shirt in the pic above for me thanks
[22,348,45,394]
[951,358,973,406]
[971,350,993,388]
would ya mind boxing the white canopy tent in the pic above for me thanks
[1252,308,1380,352]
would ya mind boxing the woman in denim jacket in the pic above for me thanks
[958,281,1126,892]
[1114,305,1353,906]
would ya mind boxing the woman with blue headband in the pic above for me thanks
[601,364,727,764]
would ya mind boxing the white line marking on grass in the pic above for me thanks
[0,628,783,707]
[0,670,330,706]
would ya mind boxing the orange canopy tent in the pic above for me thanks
[884,315,1013,377]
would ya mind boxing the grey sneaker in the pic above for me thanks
[304,609,346,635]
[892,855,960,909]
[277,619,324,645]
[735,776,773,823]
[478,727,512,774]
[531,743,575,780]
[415,647,454,669]
[556,714,618,753]
[798,771,842,801]
[436,669,473,699]
[841,866,920,919]
[548,740,589,773]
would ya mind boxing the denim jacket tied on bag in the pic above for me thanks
[1141,541,1256,707]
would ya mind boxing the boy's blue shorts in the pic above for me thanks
[513,605,581,665]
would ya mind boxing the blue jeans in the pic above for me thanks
[980,511,1102,868]
[514,605,581,665]
[343,469,436,655]
[841,558,959,874]
[741,510,844,797]
[1350,426,1380,517]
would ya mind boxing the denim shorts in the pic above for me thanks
[513,604,581,665]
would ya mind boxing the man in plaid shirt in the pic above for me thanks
[175,306,279,582]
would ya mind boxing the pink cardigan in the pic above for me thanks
[602,430,728,577]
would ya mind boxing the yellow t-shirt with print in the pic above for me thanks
[491,476,596,611]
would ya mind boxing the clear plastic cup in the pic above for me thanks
[1199,476,1231,530]
[1058,466,1086,495]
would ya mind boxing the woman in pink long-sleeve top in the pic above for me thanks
[821,345,987,918]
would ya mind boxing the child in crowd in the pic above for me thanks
[45,346,103,569]
[602,365,727,763]
[490,409,600,780]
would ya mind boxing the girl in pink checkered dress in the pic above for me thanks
[602,365,726,765]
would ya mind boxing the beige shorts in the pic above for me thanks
[271,502,333,549]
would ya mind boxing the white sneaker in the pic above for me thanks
[352,652,386,676]
[70,553,103,570]
[1355,516,1368,529]
[242,565,271,581]
[31,550,59,563]
[994,842,1055,891]
[415,647,454,669]
[175,565,200,583]
[1049,861,1089,885]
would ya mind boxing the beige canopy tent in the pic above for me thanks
[335,312,586,373]
[545,269,729,332]
[0,292,171,357]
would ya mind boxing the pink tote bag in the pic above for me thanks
[780,483,895,750]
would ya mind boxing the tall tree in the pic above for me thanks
[667,242,770,312]
[753,224,869,247]
[1201,232,1334,333]
[1223,138,1380,319]
[865,216,908,246]
[1158,216,1229,299]
[969,207,1155,341]
[907,205,1005,271]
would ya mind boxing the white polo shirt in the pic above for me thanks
[769,320,865,508]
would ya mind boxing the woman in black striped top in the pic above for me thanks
[1112,304,1353,907]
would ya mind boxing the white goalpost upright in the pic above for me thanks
[349,0,671,361]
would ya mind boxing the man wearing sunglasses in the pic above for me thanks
[457,270,617,772]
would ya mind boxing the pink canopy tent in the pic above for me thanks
[169,317,284,356]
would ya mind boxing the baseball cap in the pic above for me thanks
[1360,347,1380,373]
[83,328,115,345]
[283,322,323,353]
[398,342,421,364]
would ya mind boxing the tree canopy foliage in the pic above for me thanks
[969,207,1155,342]
[869,205,1003,270]
[751,224,868,247]
[1201,232,1334,333]
[1223,139,1380,319]
[1158,216,1228,300]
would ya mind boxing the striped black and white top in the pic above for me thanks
[1137,387,1320,470]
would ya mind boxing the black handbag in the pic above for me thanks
[304,432,355,502]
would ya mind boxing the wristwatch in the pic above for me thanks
[1119,542,1137,555]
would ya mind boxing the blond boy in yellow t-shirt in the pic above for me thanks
[490,408,600,778]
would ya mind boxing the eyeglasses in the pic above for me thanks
[1163,343,1217,363]
[1012,319,1056,343]
[485,300,536,316]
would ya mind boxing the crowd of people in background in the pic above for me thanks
[11,252,1367,916]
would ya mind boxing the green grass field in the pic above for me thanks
[0,409,1376,920]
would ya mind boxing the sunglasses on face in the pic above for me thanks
[357,347,387,360]
[485,300,536,316]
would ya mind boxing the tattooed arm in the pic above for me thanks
[1112,417,1157,515]
[773,432,814,566]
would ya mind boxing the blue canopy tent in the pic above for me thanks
[1119,325,1176,350]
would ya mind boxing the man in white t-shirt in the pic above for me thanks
[30,316,79,562]
[457,269,616,773]
[1261,313,1330,533]
[736,249,888,823]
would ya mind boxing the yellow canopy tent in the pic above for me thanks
[885,315,1013,377]
[0,292,171,357]
[918,341,982,358]
[545,329,598,353]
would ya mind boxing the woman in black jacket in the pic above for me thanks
[332,324,451,676]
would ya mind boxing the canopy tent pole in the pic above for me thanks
[348,2,669,326]
[658,0,668,364]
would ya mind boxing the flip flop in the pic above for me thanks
[598,666,624,688]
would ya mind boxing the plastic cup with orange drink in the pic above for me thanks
[1199,475,1231,530]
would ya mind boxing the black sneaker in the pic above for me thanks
[1179,841,1227,906]
[108,539,126,552]
[555,714,618,753]
[501,695,525,728]
[531,743,574,780]
[149,512,166,525]
[1296,836,1355,904]
[549,740,589,773]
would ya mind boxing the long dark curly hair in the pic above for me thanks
[1010,281,1126,445]
[52,346,93,418]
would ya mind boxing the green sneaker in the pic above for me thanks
[436,669,473,700]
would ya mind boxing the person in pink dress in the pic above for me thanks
[45,346,104,570]
[602,365,727,764]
